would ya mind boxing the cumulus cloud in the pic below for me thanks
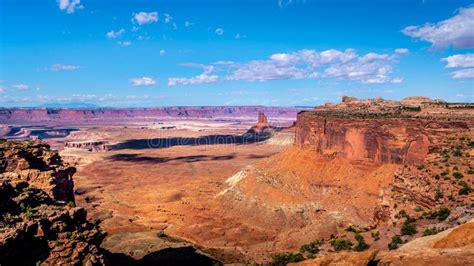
[168,64,218,86]
[133,12,158,25]
[117,41,131,47]
[402,6,474,50]
[442,54,474,68]
[215,28,224,35]
[50,64,80,72]
[13,84,29,91]
[106,29,125,39]
[130,77,156,86]
[450,68,474,79]
[57,0,83,14]
[442,53,474,79]
[169,48,406,85]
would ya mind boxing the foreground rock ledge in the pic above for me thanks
[292,219,474,266]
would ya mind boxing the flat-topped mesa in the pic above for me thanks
[295,96,471,165]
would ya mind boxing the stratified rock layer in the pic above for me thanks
[0,140,106,265]
[0,141,76,202]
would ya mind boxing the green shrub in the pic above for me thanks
[423,227,441,236]
[434,190,443,201]
[395,210,408,219]
[300,240,322,255]
[345,225,357,233]
[401,220,417,236]
[330,238,353,251]
[458,181,473,195]
[453,172,464,179]
[67,201,76,208]
[437,207,450,221]
[24,210,34,219]
[466,169,474,175]
[388,235,402,250]
[270,252,305,265]
[353,233,369,251]
[452,149,462,156]
[371,231,380,241]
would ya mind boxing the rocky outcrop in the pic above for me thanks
[295,106,469,165]
[0,141,106,265]
[0,140,76,202]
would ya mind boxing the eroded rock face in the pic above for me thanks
[0,140,75,202]
[0,141,106,265]
[295,113,468,165]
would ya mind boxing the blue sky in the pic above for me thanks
[0,0,473,107]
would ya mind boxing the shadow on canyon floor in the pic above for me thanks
[104,247,221,266]
[108,153,236,163]
[108,132,271,150]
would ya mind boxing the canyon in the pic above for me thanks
[0,98,473,265]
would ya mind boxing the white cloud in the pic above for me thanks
[50,64,80,71]
[278,0,306,8]
[170,48,405,85]
[168,64,219,86]
[215,28,224,35]
[234,34,241,39]
[160,49,166,56]
[57,0,83,14]
[117,41,131,47]
[395,48,410,55]
[450,68,474,79]
[130,77,156,86]
[319,49,357,64]
[164,13,172,23]
[184,21,193,27]
[402,6,474,50]
[168,74,219,86]
[0,87,5,94]
[227,60,307,81]
[133,12,158,25]
[442,54,474,68]
[106,28,125,39]
[13,84,29,91]
[441,54,474,79]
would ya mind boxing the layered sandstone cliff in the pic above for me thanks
[0,140,106,265]
[295,96,472,165]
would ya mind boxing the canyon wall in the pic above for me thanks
[294,111,469,165]
[0,106,302,124]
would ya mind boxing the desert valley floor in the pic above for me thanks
[60,122,295,262]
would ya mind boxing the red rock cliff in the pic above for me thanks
[294,111,469,165]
